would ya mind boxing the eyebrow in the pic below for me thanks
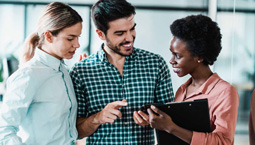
[67,34,79,37]
[114,23,136,34]
[170,48,178,54]
[131,23,136,30]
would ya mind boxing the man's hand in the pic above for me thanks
[133,110,149,127]
[93,100,128,125]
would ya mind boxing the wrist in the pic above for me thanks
[91,113,102,126]
[165,123,178,134]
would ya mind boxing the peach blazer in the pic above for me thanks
[175,73,239,145]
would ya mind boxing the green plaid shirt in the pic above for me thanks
[70,46,174,145]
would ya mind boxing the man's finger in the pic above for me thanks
[108,108,122,118]
[133,112,139,124]
[105,112,118,120]
[109,101,128,109]
[104,117,115,124]
[133,111,143,123]
[138,110,149,122]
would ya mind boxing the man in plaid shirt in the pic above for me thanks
[70,0,174,144]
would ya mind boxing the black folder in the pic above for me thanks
[155,99,211,145]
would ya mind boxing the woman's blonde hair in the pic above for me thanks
[19,2,82,65]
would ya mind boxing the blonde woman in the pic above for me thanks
[0,2,82,145]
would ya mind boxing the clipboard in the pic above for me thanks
[155,99,211,145]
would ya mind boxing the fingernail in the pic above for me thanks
[151,105,155,109]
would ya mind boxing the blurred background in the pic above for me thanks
[0,0,254,144]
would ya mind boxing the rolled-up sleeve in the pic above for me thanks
[191,86,239,145]
[0,70,35,145]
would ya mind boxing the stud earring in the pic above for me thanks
[198,60,201,63]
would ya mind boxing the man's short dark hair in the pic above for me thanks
[91,0,136,35]
[170,14,222,65]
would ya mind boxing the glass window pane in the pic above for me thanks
[0,4,24,58]
[128,0,207,7]
[216,12,254,145]
[26,5,45,37]
[218,0,255,11]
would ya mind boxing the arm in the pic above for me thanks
[76,100,128,138]
[148,105,193,144]
[0,70,35,145]
[76,116,100,138]
[191,86,239,145]
[69,64,127,137]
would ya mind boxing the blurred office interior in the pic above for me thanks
[0,0,254,144]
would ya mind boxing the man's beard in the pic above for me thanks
[105,37,135,56]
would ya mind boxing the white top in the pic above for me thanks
[0,49,78,145]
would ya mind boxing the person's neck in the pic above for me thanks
[41,45,61,60]
[103,45,126,77]
[41,45,52,56]
[190,66,213,87]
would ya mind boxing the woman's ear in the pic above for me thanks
[194,57,203,63]
[197,58,204,63]
[44,31,53,43]
[96,29,106,40]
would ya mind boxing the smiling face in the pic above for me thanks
[45,22,82,60]
[97,14,136,57]
[169,37,199,77]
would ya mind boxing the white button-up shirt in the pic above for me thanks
[0,49,78,145]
